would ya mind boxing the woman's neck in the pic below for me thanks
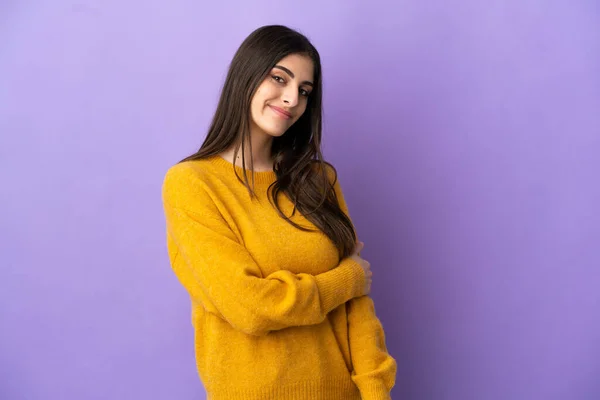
[220,138,274,172]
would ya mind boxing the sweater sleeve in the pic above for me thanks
[329,167,398,400]
[162,164,367,337]
[347,296,397,400]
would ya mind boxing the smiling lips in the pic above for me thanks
[269,105,292,120]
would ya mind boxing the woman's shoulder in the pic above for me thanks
[163,159,212,185]
[162,159,216,207]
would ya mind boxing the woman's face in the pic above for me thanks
[249,53,315,138]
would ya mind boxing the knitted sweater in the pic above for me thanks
[161,155,397,400]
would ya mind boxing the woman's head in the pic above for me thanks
[186,25,323,171]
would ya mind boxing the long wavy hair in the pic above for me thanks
[180,25,356,259]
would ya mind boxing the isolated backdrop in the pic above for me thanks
[1,1,599,399]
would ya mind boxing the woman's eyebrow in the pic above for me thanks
[273,65,314,87]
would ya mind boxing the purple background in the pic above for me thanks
[1,1,599,399]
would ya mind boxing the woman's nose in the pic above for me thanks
[281,87,299,107]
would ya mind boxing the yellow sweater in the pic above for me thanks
[161,155,397,400]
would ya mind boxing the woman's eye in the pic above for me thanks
[271,74,310,97]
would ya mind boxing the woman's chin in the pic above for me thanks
[261,127,288,138]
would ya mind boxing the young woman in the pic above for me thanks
[162,25,396,400]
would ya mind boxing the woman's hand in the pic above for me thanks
[350,241,372,295]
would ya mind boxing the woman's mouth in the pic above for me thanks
[269,105,292,120]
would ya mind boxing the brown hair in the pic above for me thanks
[180,25,356,259]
